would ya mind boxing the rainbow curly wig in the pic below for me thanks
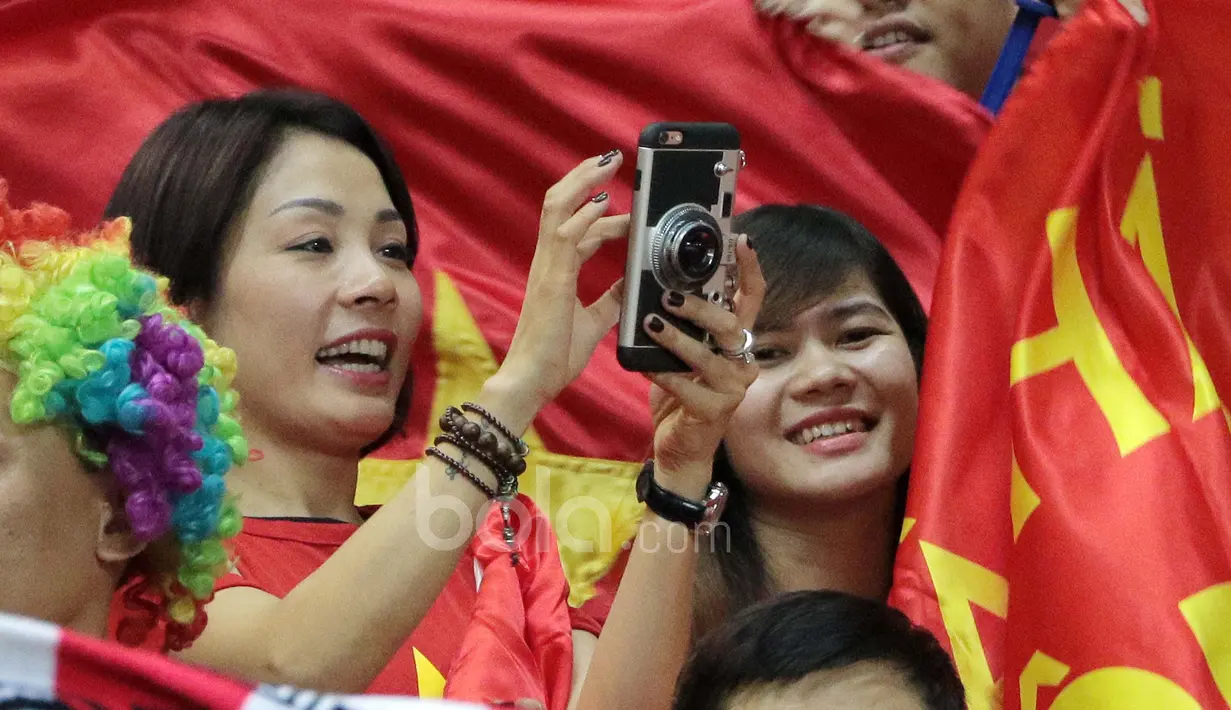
[0,180,245,651]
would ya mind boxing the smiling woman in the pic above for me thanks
[99,89,780,710]
[102,90,632,699]
[269,197,402,386]
[567,204,927,708]
[185,129,424,470]
[694,204,926,637]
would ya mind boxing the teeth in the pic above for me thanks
[868,31,911,49]
[791,419,867,445]
[330,362,383,373]
[315,338,389,363]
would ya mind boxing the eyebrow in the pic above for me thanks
[827,300,893,321]
[268,198,403,224]
[269,197,343,217]
[756,299,892,334]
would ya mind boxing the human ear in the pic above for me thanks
[95,498,148,565]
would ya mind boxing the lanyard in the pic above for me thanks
[980,0,1060,113]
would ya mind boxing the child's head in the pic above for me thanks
[0,181,245,650]
[675,590,965,710]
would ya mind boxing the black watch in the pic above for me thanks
[636,460,728,531]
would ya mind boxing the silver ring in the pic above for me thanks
[719,328,755,364]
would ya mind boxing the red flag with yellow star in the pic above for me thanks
[0,0,988,609]
[888,1,1231,708]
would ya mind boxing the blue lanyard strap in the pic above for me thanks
[980,0,1059,114]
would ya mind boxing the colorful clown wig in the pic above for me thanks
[0,180,245,651]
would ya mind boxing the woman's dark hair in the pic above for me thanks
[675,591,966,710]
[695,204,928,635]
[104,89,418,453]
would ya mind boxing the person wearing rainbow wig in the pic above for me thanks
[0,179,245,653]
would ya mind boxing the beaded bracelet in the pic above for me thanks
[462,403,531,457]
[429,404,532,567]
[435,433,508,486]
[439,406,528,475]
[425,446,497,499]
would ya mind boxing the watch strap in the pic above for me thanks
[636,459,709,527]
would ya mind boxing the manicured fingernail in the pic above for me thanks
[647,315,665,333]
[590,191,609,204]
[743,234,756,251]
[665,290,685,308]
[597,149,620,167]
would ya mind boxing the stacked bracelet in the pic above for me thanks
[424,445,497,499]
[428,406,527,496]
[463,403,531,457]
[425,403,531,565]
[439,406,528,476]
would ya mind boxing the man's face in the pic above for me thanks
[0,372,117,631]
[755,0,1019,98]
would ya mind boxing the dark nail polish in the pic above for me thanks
[590,191,609,204]
[647,316,665,333]
[665,290,685,308]
[597,149,620,167]
[744,234,757,251]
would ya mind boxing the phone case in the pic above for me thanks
[617,122,742,373]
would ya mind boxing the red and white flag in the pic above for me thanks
[0,613,484,710]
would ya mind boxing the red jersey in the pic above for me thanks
[217,504,597,700]
[217,514,480,696]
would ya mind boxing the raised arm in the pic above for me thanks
[573,236,765,710]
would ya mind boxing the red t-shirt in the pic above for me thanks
[217,513,599,697]
[217,515,478,696]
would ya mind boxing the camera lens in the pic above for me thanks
[649,203,725,290]
[676,226,719,280]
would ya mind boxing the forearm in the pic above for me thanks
[249,376,541,690]
[572,228,762,709]
[573,468,709,710]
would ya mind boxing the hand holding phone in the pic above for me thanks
[617,122,743,372]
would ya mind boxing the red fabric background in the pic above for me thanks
[0,2,997,704]
[0,0,988,463]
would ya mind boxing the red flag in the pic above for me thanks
[0,0,987,602]
[0,612,479,709]
[889,1,1231,708]
[445,496,574,708]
